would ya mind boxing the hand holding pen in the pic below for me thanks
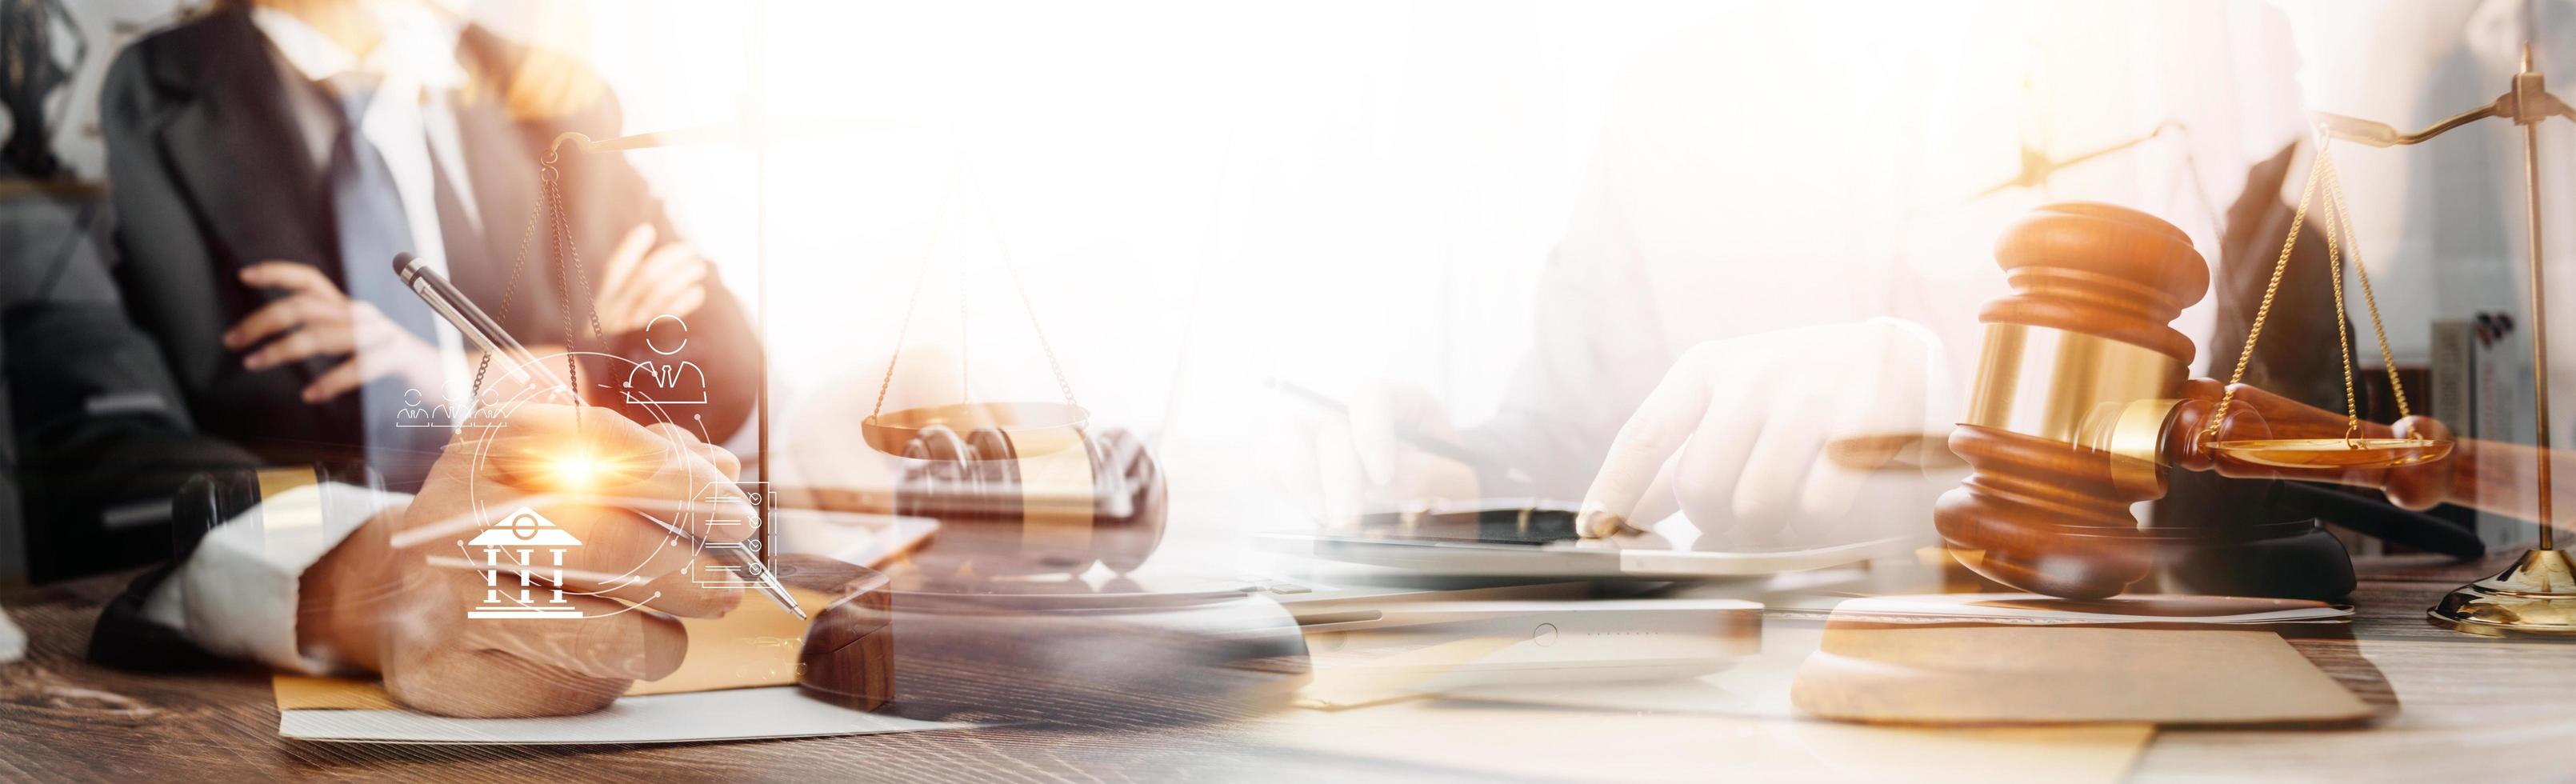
[302,401,779,717]
[393,254,803,620]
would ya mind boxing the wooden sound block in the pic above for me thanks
[784,556,894,711]
[788,574,1311,724]
[1790,612,2371,726]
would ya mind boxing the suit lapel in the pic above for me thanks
[157,10,335,283]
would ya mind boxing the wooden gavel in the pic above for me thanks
[1936,202,2543,599]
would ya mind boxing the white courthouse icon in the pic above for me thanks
[466,507,584,619]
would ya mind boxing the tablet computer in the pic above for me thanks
[1257,501,1920,580]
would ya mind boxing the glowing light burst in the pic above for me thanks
[544,446,654,490]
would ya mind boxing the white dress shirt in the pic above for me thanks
[251,4,479,406]
[0,605,22,664]
[141,483,409,673]
[138,7,494,674]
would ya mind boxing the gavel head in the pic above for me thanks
[866,402,1168,581]
[1934,202,2208,599]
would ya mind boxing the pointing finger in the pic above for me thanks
[1577,350,1720,537]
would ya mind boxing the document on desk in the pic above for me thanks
[1252,698,2152,784]
[272,578,976,743]
[276,684,969,744]
[1818,593,2355,626]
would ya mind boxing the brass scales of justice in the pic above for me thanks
[541,126,1167,582]
[2277,44,2576,634]
[1928,48,2576,631]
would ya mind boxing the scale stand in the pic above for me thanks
[2316,44,2576,634]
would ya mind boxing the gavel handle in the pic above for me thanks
[2166,379,2566,529]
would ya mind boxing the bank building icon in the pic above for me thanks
[466,507,585,619]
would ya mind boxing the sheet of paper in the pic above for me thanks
[1252,698,2151,784]
[1295,635,1526,710]
[273,580,837,714]
[1790,626,2371,725]
[1432,626,1828,718]
[1826,593,2354,625]
[271,581,943,743]
[279,686,972,744]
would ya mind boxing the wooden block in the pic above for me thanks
[794,564,894,712]
[1791,624,2371,726]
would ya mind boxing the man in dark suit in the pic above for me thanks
[98,0,760,492]
[55,0,766,713]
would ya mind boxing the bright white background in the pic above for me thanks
[547,0,2295,443]
[45,0,2570,523]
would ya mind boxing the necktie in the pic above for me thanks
[327,77,447,489]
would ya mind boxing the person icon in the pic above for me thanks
[396,388,432,427]
[623,360,707,405]
[440,388,477,426]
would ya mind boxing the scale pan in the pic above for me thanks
[862,400,1090,456]
[2207,438,2454,470]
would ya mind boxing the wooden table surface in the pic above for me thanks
[5,553,2572,783]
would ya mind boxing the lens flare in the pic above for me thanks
[553,450,606,487]
[493,442,653,490]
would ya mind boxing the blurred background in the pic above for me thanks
[40,0,2572,537]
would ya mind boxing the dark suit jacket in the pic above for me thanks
[97,7,761,481]
[56,7,766,668]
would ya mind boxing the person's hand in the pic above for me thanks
[1266,381,1482,529]
[225,262,440,403]
[1575,318,1956,550]
[300,402,757,717]
[1346,383,1482,505]
[593,224,709,336]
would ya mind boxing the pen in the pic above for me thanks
[394,253,805,620]
[391,253,574,398]
[635,510,806,621]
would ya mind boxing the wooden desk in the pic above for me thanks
[4,555,2571,782]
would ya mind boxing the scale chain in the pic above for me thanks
[470,161,550,404]
[2205,137,2333,438]
[470,150,608,418]
[2204,134,2418,446]
[871,181,958,418]
[2314,146,2366,445]
[2323,153,2414,418]
[970,170,1079,408]
[872,170,1082,414]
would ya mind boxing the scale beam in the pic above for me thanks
[2312,44,2576,634]
[2310,102,2503,148]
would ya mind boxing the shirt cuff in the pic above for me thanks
[0,606,22,664]
[141,482,410,674]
